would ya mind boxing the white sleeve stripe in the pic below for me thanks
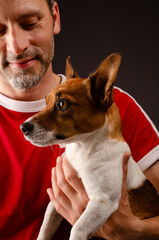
[137,145,159,171]
[114,87,159,137]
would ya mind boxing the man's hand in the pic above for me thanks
[47,156,89,225]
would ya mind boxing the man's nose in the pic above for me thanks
[6,25,29,55]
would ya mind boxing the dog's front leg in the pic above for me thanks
[69,195,119,240]
[37,201,63,240]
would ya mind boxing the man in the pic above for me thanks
[0,0,64,239]
[0,0,158,239]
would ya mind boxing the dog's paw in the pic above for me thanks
[69,227,90,240]
[69,234,87,240]
[37,235,51,240]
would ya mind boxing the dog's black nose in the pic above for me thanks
[20,122,34,136]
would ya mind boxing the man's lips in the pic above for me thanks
[9,58,36,69]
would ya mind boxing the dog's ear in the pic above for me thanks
[65,56,80,79]
[89,53,122,108]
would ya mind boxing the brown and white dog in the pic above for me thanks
[21,53,159,240]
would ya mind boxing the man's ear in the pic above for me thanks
[89,52,122,107]
[52,1,61,35]
[65,56,80,79]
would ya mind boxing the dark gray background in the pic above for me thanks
[53,0,159,129]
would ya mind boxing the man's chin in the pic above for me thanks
[6,70,41,90]
[10,76,41,90]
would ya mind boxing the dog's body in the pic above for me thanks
[21,53,159,240]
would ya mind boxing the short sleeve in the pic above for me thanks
[114,87,159,171]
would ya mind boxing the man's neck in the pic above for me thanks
[0,66,61,101]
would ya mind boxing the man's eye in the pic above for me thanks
[22,22,37,30]
[0,27,6,36]
[56,98,70,111]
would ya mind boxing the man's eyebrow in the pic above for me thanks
[19,10,44,19]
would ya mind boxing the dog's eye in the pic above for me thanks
[56,98,70,111]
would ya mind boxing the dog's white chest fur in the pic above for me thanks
[65,140,124,198]
[65,134,145,200]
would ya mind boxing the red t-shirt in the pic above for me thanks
[0,82,158,239]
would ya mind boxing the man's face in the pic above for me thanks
[0,0,59,90]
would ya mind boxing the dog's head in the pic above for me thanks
[20,53,122,146]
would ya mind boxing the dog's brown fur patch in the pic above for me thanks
[128,179,159,219]
[106,102,125,142]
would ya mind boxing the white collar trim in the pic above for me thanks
[0,93,46,113]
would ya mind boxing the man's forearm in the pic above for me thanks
[94,215,159,240]
[142,215,159,239]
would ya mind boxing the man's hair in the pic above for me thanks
[46,0,55,15]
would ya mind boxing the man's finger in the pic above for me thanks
[56,157,77,199]
[62,157,89,200]
[51,166,71,209]
[122,152,131,176]
[120,152,131,202]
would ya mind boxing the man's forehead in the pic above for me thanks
[0,0,47,19]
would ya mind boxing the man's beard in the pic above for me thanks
[7,58,50,90]
[0,37,55,90]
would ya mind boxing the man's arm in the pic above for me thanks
[144,160,159,192]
